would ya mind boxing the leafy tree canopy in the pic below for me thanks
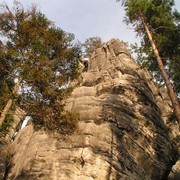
[83,37,103,57]
[117,0,180,94]
[0,1,81,133]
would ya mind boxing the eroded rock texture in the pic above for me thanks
[6,39,179,180]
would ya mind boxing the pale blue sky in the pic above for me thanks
[1,0,180,44]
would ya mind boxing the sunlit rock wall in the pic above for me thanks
[7,39,179,180]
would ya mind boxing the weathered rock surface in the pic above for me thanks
[6,39,179,180]
[0,107,25,180]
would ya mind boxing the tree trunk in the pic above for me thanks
[0,79,21,128]
[140,15,180,125]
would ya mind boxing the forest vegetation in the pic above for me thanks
[0,0,179,139]
[0,1,81,137]
[116,0,180,124]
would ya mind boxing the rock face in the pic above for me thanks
[6,39,179,180]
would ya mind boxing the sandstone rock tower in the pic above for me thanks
[6,39,179,180]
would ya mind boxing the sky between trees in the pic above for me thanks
[2,0,179,45]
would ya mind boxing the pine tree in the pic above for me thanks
[0,1,81,132]
[116,0,180,124]
[131,0,180,94]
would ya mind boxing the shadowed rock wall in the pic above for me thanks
[6,39,179,180]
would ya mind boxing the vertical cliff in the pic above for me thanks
[5,39,179,180]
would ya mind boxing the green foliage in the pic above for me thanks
[32,110,80,134]
[0,44,14,113]
[83,37,103,57]
[0,1,81,133]
[0,114,14,138]
[0,82,11,113]
[117,0,180,94]
[57,111,80,134]
[0,104,15,138]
